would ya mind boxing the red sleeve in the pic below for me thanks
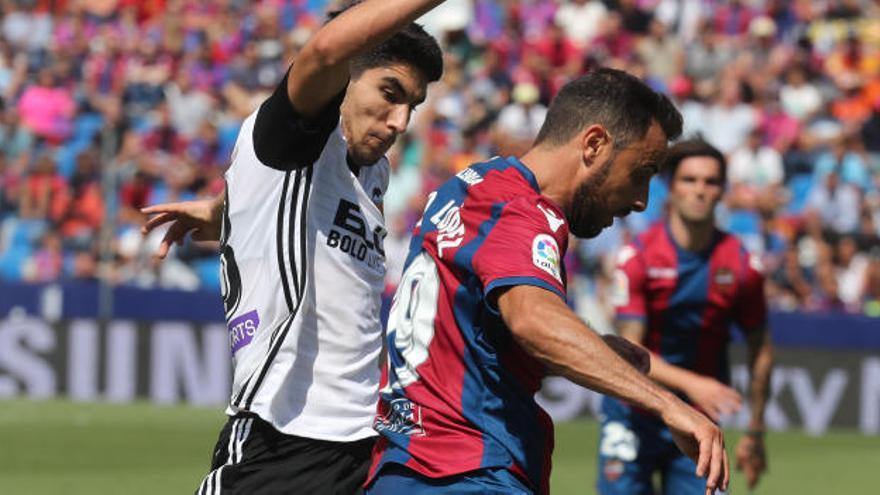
[612,243,647,320]
[735,251,768,331]
[472,197,568,307]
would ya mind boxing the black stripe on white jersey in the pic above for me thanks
[235,165,313,411]
[288,169,304,302]
[276,171,295,313]
[230,169,296,409]
[220,188,243,321]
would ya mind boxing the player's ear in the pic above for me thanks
[580,125,611,168]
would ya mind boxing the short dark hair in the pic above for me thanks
[327,2,443,83]
[663,139,727,184]
[534,68,683,148]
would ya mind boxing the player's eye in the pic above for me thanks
[382,88,400,104]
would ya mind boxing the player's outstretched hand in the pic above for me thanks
[683,375,742,422]
[735,433,767,489]
[662,401,730,495]
[601,334,650,374]
[141,195,224,259]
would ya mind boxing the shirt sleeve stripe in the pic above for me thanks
[484,276,566,315]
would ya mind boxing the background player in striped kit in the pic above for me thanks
[142,0,447,493]
[366,70,730,495]
[600,139,774,494]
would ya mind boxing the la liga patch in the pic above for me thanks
[532,234,562,283]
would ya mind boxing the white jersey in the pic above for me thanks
[220,75,388,441]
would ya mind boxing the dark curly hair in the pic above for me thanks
[327,1,443,83]
[535,68,683,148]
[663,139,727,184]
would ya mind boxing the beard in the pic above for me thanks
[568,153,615,239]
[348,141,390,167]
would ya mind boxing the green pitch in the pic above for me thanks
[0,399,875,494]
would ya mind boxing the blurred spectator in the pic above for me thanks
[590,11,636,62]
[58,149,103,248]
[2,0,52,52]
[812,134,871,188]
[164,71,214,138]
[23,231,62,282]
[0,0,873,317]
[825,33,879,84]
[554,0,607,48]
[861,98,880,154]
[615,0,652,36]
[17,68,75,142]
[70,249,99,280]
[19,152,66,222]
[805,171,861,235]
[636,19,683,88]
[835,235,869,311]
[699,76,757,154]
[684,23,735,85]
[654,0,703,43]
[728,128,783,194]
[493,81,546,156]
[780,65,823,122]
[712,0,756,38]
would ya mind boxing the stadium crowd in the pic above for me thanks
[0,0,878,319]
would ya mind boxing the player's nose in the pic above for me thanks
[387,104,410,135]
[631,184,649,212]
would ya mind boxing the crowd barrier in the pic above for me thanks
[1,282,877,435]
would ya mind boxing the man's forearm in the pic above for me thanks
[307,0,444,66]
[290,0,444,115]
[646,352,707,394]
[501,287,679,416]
[618,323,705,395]
[747,330,774,430]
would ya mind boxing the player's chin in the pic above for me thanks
[572,222,605,239]
[688,211,713,223]
[351,146,386,166]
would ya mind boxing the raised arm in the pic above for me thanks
[288,0,445,118]
[497,285,729,495]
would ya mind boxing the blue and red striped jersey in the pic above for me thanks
[612,222,767,385]
[367,156,569,493]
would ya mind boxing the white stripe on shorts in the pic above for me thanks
[197,417,251,495]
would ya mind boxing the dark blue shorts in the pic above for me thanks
[366,463,532,494]
[597,397,711,495]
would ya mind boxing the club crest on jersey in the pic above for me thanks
[603,460,625,482]
[373,398,426,437]
[715,267,735,286]
[229,309,260,354]
[532,234,562,283]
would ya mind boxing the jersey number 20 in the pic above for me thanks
[386,252,440,389]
